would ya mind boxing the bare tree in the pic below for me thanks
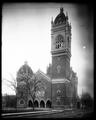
[3,74,17,109]
[81,92,93,110]
[3,72,45,111]
[3,74,17,95]
[25,74,45,110]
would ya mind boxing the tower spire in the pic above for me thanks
[60,4,64,13]
[60,7,64,13]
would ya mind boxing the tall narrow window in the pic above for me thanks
[67,36,70,48]
[55,35,64,49]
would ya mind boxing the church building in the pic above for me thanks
[16,7,78,108]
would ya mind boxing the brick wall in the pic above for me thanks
[52,55,70,79]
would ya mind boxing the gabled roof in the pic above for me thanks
[35,69,51,83]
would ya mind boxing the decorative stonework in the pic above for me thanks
[52,78,70,84]
[57,65,61,73]
[57,89,61,94]
[36,90,45,97]
[57,56,60,61]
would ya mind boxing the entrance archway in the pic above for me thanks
[28,100,33,107]
[46,100,51,108]
[40,100,45,108]
[34,100,39,108]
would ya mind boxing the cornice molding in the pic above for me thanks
[52,78,70,84]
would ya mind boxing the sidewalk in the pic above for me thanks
[2,109,64,117]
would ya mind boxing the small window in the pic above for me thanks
[20,99,24,104]
[58,44,59,49]
[67,36,69,41]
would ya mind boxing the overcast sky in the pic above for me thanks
[2,3,93,97]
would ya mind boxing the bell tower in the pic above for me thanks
[51,7,72,108]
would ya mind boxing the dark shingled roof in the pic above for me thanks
[54,8,66,25]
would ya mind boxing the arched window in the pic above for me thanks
[28,100,33,107]
[46,100,51,108]
[34,100,39,108]
[19,99,25,105]
[40,100,45,108]
[55,35,64,49]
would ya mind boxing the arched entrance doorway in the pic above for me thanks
[46,100,51,108]
[28,100,33,107]
[40,100,45,108]
[34,100,39,108]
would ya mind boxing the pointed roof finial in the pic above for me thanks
[60,7,64,13]
[60,3,64,13]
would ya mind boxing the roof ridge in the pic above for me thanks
[36,69,51,82]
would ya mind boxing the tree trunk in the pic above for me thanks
[15,94,18,112]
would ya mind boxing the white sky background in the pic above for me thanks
[2,3,93,97]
